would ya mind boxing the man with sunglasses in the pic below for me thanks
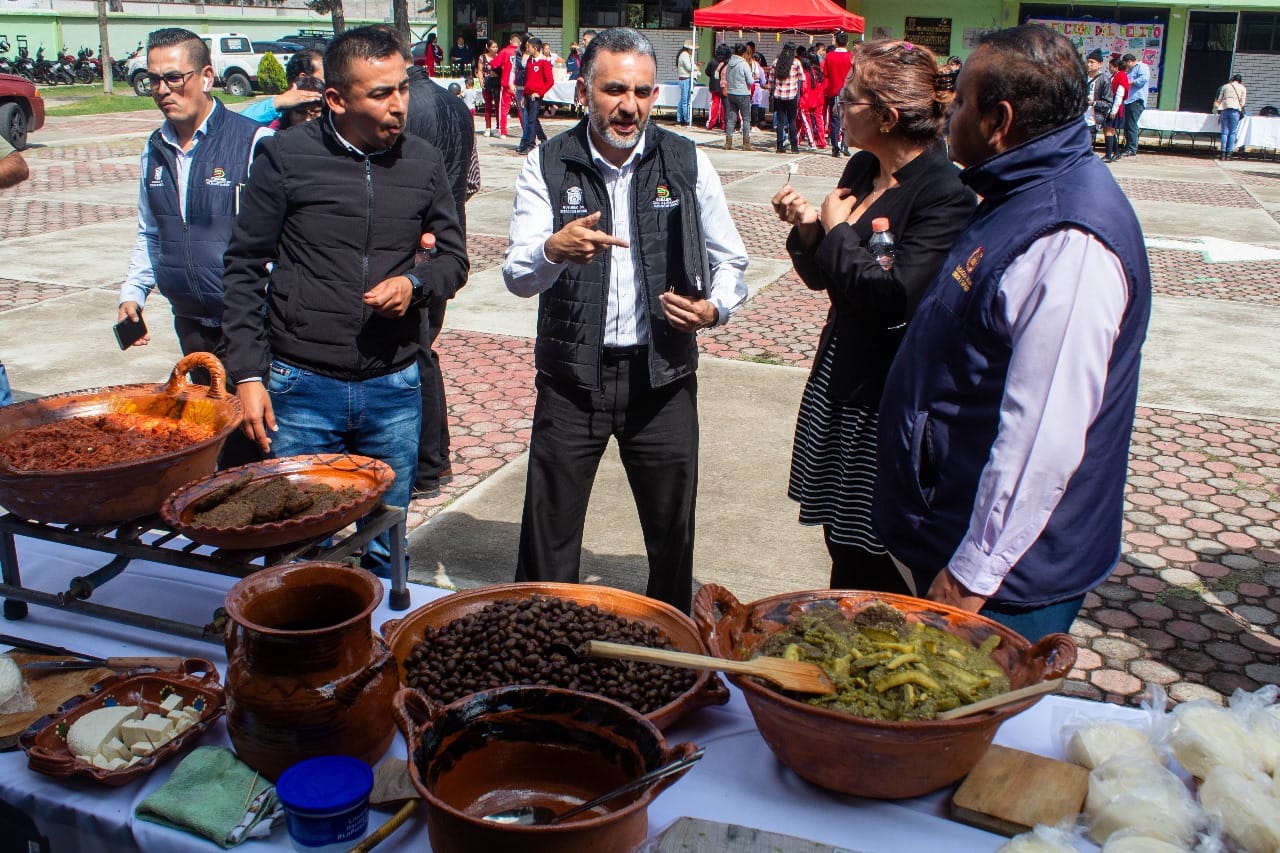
[116,28,271,464]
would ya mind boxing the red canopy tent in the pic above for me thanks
[692,0,864,33]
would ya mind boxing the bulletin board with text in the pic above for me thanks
[1026,18,1164,95]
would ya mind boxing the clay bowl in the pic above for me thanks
[160,453,394,550]
[19,658,225,787]
[0,353,243,526]
[393,685,698,853]
[380,582,730,732]
[693,584,1077,799]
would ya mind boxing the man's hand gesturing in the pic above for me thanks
[544,211,629,265]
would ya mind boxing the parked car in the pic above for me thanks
[0,72,45,150]
[286,30,333,51]
[251,40,305,57]
[126,33,295,97]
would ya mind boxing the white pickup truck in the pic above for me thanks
[128,33,296,97]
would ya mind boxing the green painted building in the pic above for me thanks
[433,0,1280,111]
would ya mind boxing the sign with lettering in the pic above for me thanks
[904,17,952,56]
[1026,17,1164,95]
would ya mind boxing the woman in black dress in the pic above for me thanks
[772,40,977,593]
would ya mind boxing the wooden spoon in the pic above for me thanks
[935,678,1065,721]
[581,640,835,695]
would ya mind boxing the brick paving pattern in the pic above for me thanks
[1114,177,1258,208]
[1148,248,1280,306]
[3,121,1278,710]
[0,278,79,311]
[2,161,140,197]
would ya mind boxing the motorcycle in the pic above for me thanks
[0,38,15,77]
[72,46,99,83]
[110,42,142,85]
[11,45,36,82]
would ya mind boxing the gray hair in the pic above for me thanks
[580,27,656,86]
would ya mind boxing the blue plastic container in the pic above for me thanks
[275,756,374,853]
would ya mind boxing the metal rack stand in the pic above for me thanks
[0,507,409,643]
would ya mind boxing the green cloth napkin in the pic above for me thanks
[136,746,281,848]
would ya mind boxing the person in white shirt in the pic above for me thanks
[503,27,748,613]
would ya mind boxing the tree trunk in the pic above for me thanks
[331,0,346,35]
[393,0,409,41]
[97,0,112,95]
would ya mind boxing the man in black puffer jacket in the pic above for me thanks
[223,26,469,576]
[405,63,476,498]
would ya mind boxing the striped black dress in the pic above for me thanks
[787,332,887,554]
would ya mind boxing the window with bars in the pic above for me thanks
[1239,13,1280,53]
[581,0,693,29]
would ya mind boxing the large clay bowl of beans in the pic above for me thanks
[0,353,243,526]
[693,584,1077,799]
[381,582,730,731]
[393,685,699,853]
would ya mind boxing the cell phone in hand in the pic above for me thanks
[113,313,147,350]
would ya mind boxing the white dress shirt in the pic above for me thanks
[120,104,272,320]
[947,227,1130,597]
[503,130,748,347]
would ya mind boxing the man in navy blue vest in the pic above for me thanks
[874,26,1151,641]
[116,28,270,464]
[503,28,748,613]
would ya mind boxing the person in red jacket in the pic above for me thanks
[822,30,853,156]
[518,37,555,154]
[493,33,521,137]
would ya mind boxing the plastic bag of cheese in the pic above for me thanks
[0,654,35,715]
[996,822,1083,853]
[1198,765,1280,853]
[1061,684,1167,770]
[1228,685,1280,776]
[1169,698,1264,779]
[1085,755,1203,846]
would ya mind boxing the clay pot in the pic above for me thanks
[693,584,1077,799]
[393,685,698,853]
[223,562,399,780]
[0,353,243,525]
[380,581,729,731]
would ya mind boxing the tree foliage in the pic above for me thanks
[306,0,346,35]
[257,52,288,94]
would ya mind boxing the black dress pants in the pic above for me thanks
[172,315,262,469]
[824,526,912,595]
[415,300,452,483]
[516,350,699,613]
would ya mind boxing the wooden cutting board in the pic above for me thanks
[651,816,870,852]
[0,653,114,750]
[951,744,1089,837]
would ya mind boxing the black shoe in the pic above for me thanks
[515,146,531,155]
[412,480,440,499]
[841,147,851,155]
[831,148,840,157]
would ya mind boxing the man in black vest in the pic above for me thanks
[405,57,476,498]
[116,27,270,465]
[222,27,468,576]
[503,27,749,613]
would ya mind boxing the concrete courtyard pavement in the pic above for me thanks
[1,106,1277,707]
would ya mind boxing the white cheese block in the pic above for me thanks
[91,754,112,769]
[66,706,142,759]
[182,705,201,718]
[141,713,175,736]
[0,656,23,706]
[173,715,195,734]
[105,757,127,771]
[101,737,131,763]
[129,740,155,757]
[159,693,184,712]
[126,755,142,767]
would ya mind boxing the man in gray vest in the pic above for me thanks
[503,27,749,612]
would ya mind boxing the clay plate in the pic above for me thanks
[381,582,730,732]
[160,453,394,550]
[19,658,226,787]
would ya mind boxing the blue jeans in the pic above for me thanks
[266,359,422,575]
[1219,108,1241,156]
[677,76,692,124]
[518,93,544,150]
[774,97,798,151]
[1122,98,1144,154]
[978,595,1087,644]
[0,361,10,406]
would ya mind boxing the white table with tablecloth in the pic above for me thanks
[0,536,1136,852]
[1139,109,1280,153]
[541,80,711,113]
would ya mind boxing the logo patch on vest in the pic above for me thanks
[951,247,983,292]
[149,166,164,187]
[560,184,588,218]
[652,184,679,210]
[204,166,233,188]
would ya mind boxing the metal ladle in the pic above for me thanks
[481,747,706,826]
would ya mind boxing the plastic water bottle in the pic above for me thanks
[868,217,895,270]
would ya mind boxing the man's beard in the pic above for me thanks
[588,98,647,150]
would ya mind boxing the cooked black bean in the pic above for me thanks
[404,595,697,714]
